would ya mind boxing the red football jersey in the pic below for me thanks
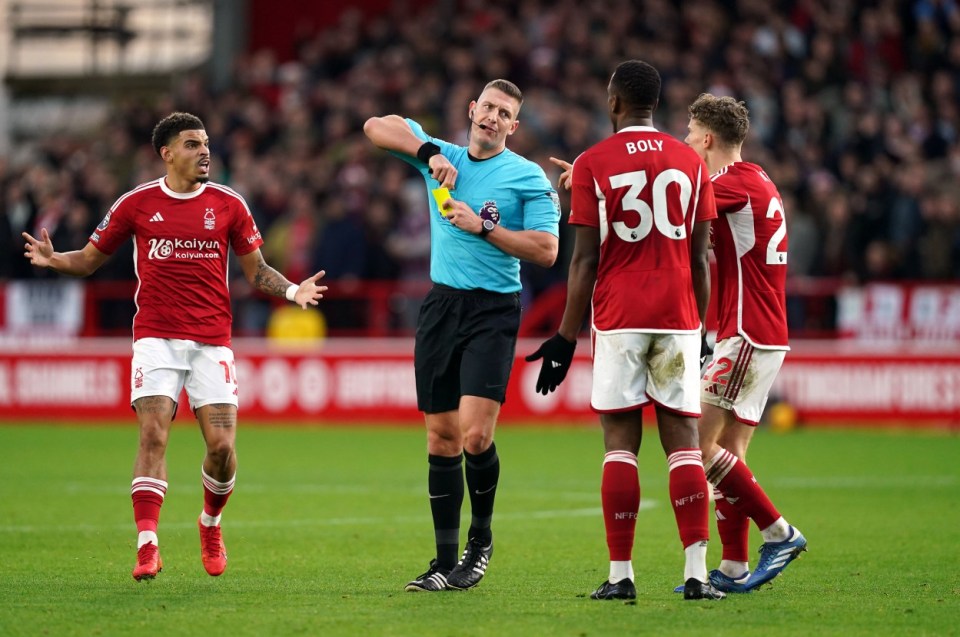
[569,126,717,332]
[90,178,264,346]
[711,162,789,349]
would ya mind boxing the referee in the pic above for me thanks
[364,79,560,592]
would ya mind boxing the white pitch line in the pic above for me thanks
[766,475,958,489]
[8,474,955,535]
[56,473,958,496]
[59,483,609,502]
[0,502,657,535]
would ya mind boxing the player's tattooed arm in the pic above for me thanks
[238,247,328,309]
[252,260,290,297]
[238,249,292,298]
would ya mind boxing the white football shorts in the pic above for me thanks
[591,330,702,416]
[130,338,239,412]
[701,335,786,425]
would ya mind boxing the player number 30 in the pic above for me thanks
[608,169,691,242]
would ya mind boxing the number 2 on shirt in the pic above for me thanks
[765,197,787,265]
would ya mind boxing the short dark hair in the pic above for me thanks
[483,79,523,107]
[688,93,750,147]
[610,60,661,109]
[151,112,205,157]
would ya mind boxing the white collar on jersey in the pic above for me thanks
[617,125,659,133]
[158,177,208,199]
[711,161,741,179]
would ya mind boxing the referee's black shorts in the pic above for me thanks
[414,284,522,413]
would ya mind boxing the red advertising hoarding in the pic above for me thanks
[0,338,957,426]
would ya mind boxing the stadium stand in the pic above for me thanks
[1,0,958,337]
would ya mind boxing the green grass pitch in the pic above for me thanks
[0,422,958,636]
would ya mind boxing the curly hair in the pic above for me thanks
[151,112,205,157]
[688,94,750,147]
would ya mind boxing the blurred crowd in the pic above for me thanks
[1,0,959,333]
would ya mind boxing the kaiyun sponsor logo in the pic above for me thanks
[147,237,221,260]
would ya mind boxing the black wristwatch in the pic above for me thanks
[479,218,495,239]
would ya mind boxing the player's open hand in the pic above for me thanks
[548,157,573,191]
[293,270,329,309]
[22,228,55,268]
[428,155,458,190]
[525,333,577,395]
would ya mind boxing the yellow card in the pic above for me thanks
[431,187,452,216]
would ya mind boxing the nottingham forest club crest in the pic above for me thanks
[204,208,216,230]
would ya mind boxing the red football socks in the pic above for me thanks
[601,451,640,561]
[667,449,710,548]
[131,477,167,534]
[706,449,779,531]
[715,489,750,562]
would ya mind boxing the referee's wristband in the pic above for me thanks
[285,284,298,302]
[416,141,441,164]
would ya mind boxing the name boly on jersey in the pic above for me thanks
[147,237,222,260]
[624,139,664,154]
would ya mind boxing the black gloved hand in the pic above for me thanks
[525,333,577,395]
[699,332,714,371]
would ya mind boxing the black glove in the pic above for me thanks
[700,332,714,371]
[525,333,577,395]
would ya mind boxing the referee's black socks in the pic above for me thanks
[428,454,463,570]
[464,442,499,545]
